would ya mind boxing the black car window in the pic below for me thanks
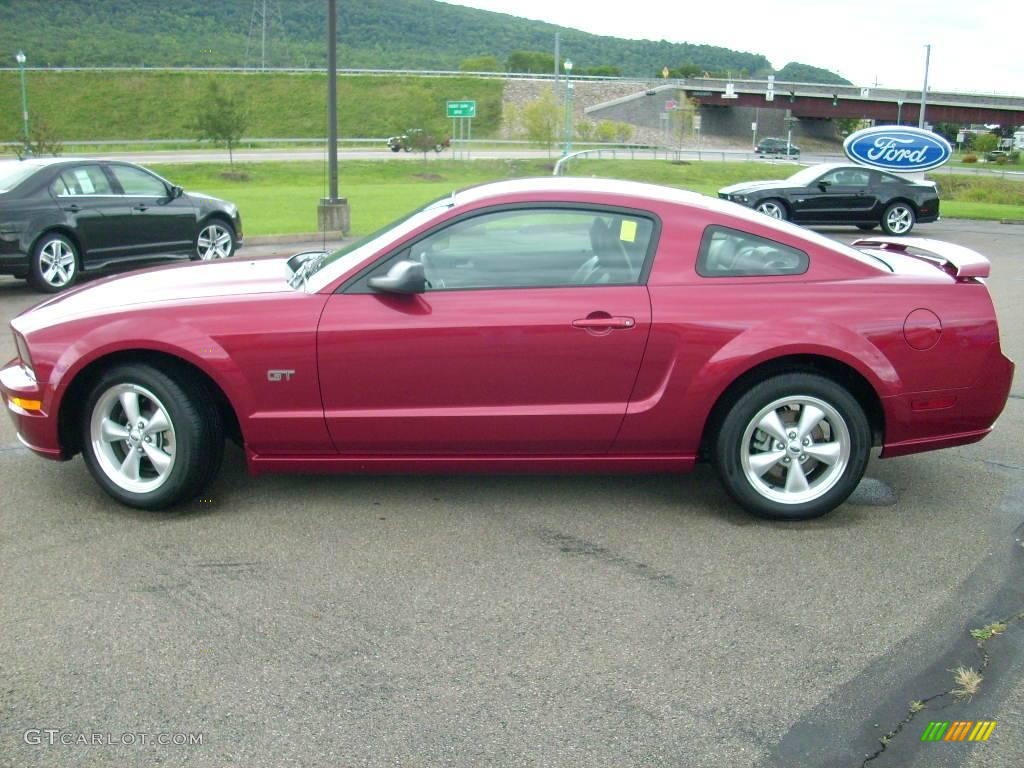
[820,168,871,186]
[697,226,808,278]
[364,208,654,291]
[52,165,113,196]
[108,165,168,197]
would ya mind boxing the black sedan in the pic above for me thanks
[718,163,940,235]
[0,158,242,292]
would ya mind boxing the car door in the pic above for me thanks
[790,167,875,223]
[104,164,196,255]
[316,206,656,455]
[49,164,133,264]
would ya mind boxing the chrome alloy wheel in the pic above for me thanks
[38,239,77,288]
[755,201,784,219]
[89,384,176,494]
[885,205,914,234]
[740,395,851,505]
[196,223,232,260]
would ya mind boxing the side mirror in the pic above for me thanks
[368,260,427,294]
[170,185,184,199]
[817,180,832,191]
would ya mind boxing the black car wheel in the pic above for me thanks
[755,199,787,220]
[881,202,916,235]
[194,220,236,261]
[29,232,80,293]
[713,373,871,520]
[81,363,223,510]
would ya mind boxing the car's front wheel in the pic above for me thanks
[881,202,916,235]
[81,364,223,510]
[194,220,236,260]
[713,373,871,520]
[755,199,787,220]
[29,232,80,293]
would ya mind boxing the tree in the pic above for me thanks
[460,55,500,72]
[520,93,559,154]
[193,80,248,166]
[12,113,63,159]
[507,50,555,74]
[973,133,998,153]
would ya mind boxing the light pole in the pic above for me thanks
[561,59,574,157]
[896,98,903,125]
[918,44,931,129]
[15,51,30,154]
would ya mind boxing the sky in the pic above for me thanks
[441,0,1021,95]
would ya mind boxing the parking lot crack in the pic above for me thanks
[534,527,687,589]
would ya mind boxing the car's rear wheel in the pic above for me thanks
[434,143,444,153]
[856,223,877,231]
[29,232,80,293]
[81,364,223,510]
[881,202,916,235]
[194,220,236,260]
[755,199,787,220]
[713,373,870,520]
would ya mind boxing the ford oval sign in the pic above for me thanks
[843,126,952,173]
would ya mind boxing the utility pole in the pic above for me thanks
[261,0,267,71]
[318,0,350,236]
[553,32,560,101]
[918,44,931,129]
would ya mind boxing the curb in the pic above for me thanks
[244,232,346,245]
[999,220,1024,225]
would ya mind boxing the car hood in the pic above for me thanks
[718,180,788,195]
[14,258,290,334]
[184,190,233,207]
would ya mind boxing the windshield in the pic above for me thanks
[0,160,45,193]
[783,166,832,187]
[302,193,456,292]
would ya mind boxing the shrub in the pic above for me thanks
[962,153,977,163]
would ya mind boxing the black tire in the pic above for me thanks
[193,219,237,261]
[389,145,401,153]
[28,232,80,293]
[434,144,444,153]
[80,363,224,510]
[880,201,916,235]
[856,224,877,231]
[712,373,871,521]
[754,198,788,221]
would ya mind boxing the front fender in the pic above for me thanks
[45,317,254,444]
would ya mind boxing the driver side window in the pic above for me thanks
[389,208,654,291]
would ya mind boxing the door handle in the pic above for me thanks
[63,204,81,213]
[132,204,149,212]
[572,316,635,330]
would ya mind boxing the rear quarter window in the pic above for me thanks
[697,226,809,277]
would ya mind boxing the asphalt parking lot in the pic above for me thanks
[1,219,1022,768]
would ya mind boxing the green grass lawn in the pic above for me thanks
[147,159,1024,237]
[0,71,503,142]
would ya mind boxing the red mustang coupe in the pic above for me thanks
[1,178,1014,519]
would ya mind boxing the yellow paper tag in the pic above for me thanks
[620,220,637,243]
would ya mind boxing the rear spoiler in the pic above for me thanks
[851,237,990,279]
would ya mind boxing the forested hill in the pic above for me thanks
[0,0,849,84]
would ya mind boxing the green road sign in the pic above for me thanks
[447,100,477,118]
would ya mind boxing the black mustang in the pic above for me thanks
[0,158,242,292]
[718,163,940,235]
